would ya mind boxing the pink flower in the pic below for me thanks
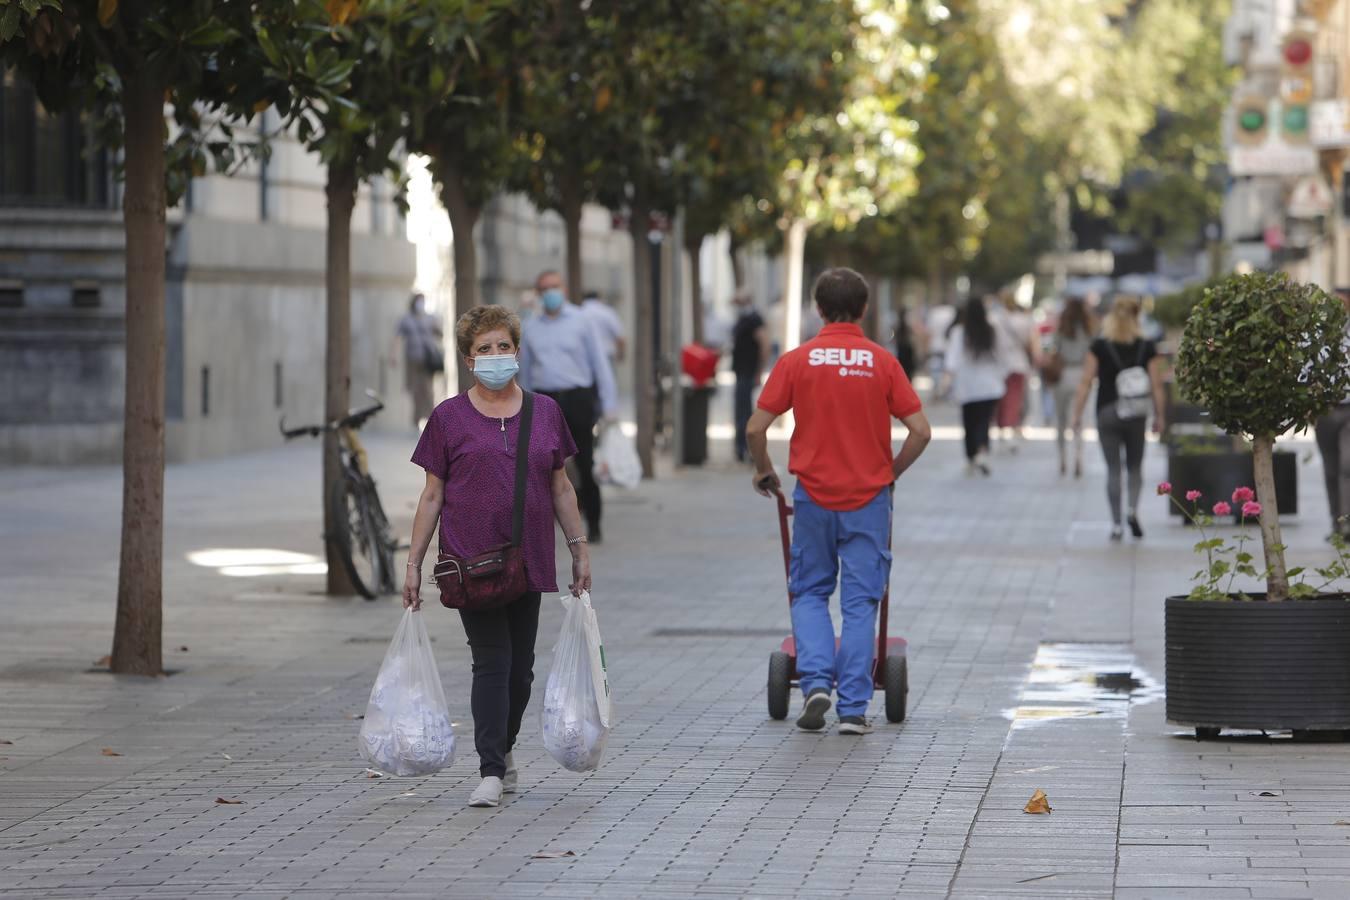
[1156,482,1172,496]
[1242,500,1262,518]
[1212,501,1232,516]
[1186,490,1202,502]
[1232,486,1255,504]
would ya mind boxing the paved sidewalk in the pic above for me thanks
[1,406,1347,899]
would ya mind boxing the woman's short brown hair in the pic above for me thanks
[455,305,522,357]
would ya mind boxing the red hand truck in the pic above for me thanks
[763,485,909,723]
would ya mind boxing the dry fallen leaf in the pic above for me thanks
[1023,789,1053,815]
[1335,820,1350,826]
[347,714,365,720]
[365,769,383,779]
[214,797,243,805]
[1252,791,1282,797]
[0,739,12,745]
[531,850,576,859]
[94,656,111,667]
[221,753,233,761]
[178,646,189,652]
[399,791,417,797]
[100,748,122,757]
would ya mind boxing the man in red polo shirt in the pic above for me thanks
[747,268,931,734]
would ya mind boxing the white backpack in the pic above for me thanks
[1106,341,1151,420]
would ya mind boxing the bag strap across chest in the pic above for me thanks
[511,392,535,548]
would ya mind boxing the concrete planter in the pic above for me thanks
[1165,595,1350,739]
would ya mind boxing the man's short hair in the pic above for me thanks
[535,269,561,290]
[812,268,869,323]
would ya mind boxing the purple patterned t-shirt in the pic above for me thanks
[411,392,577,593]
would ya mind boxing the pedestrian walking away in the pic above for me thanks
[992,291,1038,451]
[1046,296,1096,478]
[581,289,627,364]
[1071,295,1167,541]
[401,304,594,809]
[731,288,771,463]
[519,270,619,543]
[944,296,1009,476]
[393,292,444,429]
[747,267,932,735]
[1315,287,1350,540]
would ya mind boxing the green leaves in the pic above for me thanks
[1177,273,1350,440]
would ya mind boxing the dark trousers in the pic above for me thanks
[961,399,998,461]
[542,387,602,536]
[1316,405,1350,535]
[458,591,542,778]
[734,373,757,461]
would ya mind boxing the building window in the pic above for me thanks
[71,282,101,308]
[274,361,283,409]
[201,366,210,418]
[0,281,22,308]
[0,72,111,208]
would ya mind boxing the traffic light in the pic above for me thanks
[1281,31,1314,143]
[1235,97,1269,146]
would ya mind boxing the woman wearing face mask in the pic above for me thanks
[403,305,593,809]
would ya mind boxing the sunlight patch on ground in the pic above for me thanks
[187,548,328,578]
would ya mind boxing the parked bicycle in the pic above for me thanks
[281,392,397,599]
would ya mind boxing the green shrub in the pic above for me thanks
[1176,272,1350,600]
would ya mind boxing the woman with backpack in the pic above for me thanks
[1043,297,1096,478]
[1070,295,1167,540]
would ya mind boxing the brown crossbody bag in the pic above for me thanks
[433,392,533,611]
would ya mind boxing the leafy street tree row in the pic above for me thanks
[0,0,1229,674]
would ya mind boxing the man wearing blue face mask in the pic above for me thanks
[518,270,619,543]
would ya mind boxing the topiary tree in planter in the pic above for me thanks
[1176,272,1350,601]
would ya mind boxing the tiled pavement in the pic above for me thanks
[1,407,1348,899]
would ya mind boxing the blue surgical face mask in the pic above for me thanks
[540,288,565,313]
[472,353,519,390]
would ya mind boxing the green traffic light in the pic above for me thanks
[1239,109,1266,132]
[1283,105,1309,133]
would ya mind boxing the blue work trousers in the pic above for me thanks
[788,483,893,717]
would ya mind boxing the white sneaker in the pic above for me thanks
[468,776,503,808]
[503,753,518,794]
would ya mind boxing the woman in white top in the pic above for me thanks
[945,296,1010,475]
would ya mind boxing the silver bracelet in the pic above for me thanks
[567,536,588,546]
[407,561,422,569]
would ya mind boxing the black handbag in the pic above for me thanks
[433,392,533,610]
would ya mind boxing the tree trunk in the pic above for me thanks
[439,162,481,395]
[111,69,168,677]
[729,230,745,289]
[782,218,808,354]
[862,272,881,342]
[629,202,655,479]
[1252,434,1289,602]
[560,169,584,303]
[687,230,705,346]
[324,161,358,595]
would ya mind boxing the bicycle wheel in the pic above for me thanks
[362,475,398,593]
[327,474,381,599]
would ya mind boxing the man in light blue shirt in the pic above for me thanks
[519,270,619,542]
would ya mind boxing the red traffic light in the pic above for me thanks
[1283,37,1313,67]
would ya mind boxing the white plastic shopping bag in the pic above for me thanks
[593,424,641,489]
[540,591,612,772]
[358,609,455,776]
